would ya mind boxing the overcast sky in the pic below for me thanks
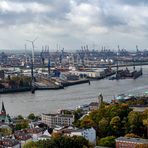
[0,0,148,51]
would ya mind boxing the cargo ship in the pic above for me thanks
[110,67,142,80]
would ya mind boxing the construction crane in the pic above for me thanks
[26,37,38,93]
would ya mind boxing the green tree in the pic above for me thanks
[98,118,109,137]
[80,116,96,128]
[142,109,148,130]
[98,136,116,147]
[110,116,121,136]
[0,127,12,136]
[142,118,148,138]
[17,115,24,120]
[15,119,29,130]
[142,109,148,119]
[78,102,145,138]
[125,133,140,138]
[127,111,143,136]
[23,136,92,148]
[110,116,121,130]
[72,136,92,148]
[28,113,36,120]
[108,104,131,120]
[23,141,37,148]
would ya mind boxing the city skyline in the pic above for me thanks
[0,0,148,50]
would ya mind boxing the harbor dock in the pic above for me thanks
[61,79,90,87]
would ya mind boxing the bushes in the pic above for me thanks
[23,136,93,148]
[98,136,116,147]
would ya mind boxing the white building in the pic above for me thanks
[70,70,104,78]
[38,130,51,141]
[70,127,96,145]
[52,126,96,145]
[41,113,74,128]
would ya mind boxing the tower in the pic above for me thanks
[98,93,103,109]
[0,101,12,124]
[1,101,6,115]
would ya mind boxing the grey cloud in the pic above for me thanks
[119,0,148,5]
[101,15,126,27]
[0,0,71,26]
[6,0,49,3]
[44,0,71,20]
[89,0,127,28]
[0,12,40,26]
[0,0,147,49]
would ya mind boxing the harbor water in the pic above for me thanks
[1,66,148,116]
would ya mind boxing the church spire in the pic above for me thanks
[1,101,6,115]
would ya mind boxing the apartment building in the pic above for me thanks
[41,113,74,128]
[116,137,148,148]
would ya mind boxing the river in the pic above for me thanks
[1,66,148,116]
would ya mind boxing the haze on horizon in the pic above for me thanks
[0,0,148,51]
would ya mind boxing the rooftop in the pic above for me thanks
[89,102,98,106]
[14,132,32,141]
[116,137,148,144]
[27,128,43,134]
[0,138,19,147]
[42,113,74,118]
